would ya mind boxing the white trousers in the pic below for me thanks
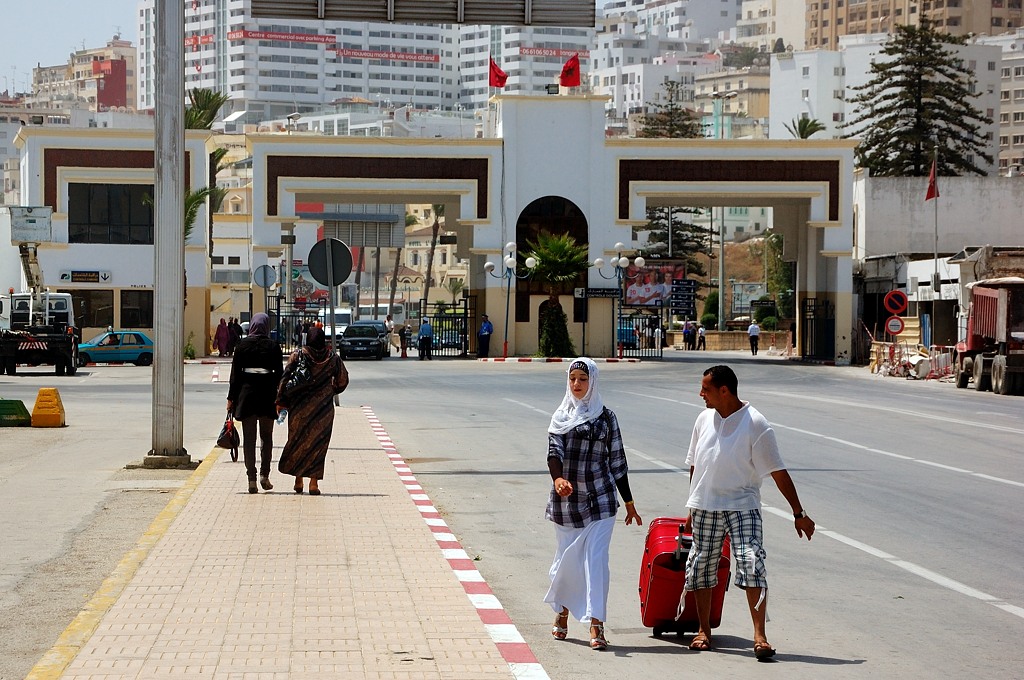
[543,516,615,623]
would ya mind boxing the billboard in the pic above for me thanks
[623,261,688,307]
[250,0,596,26]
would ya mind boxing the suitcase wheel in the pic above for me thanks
[652,625,664,638]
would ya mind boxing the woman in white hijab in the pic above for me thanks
[544,357,642,650]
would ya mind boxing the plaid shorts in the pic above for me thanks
[685,508,768,591]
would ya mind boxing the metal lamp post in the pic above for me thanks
[593,242,645,357]
[484,241,536,358]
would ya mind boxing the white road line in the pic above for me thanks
[504,398,552,416]
[760,390,1024,435]
[621,391,1024,488]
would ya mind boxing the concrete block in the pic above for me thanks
[31,387,66,427]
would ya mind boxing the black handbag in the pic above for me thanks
[217,411,239,462]
[280,350,313,400]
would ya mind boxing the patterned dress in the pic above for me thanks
[276,347,349,479]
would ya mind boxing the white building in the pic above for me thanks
[735,0,806,54]
[136,0,460,119]
[976,29,1024,174]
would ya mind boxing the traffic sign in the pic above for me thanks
[673,279,697,290]
[307,238,353,287]
[586,288,620,299]
[884,290,908,315]
[885,315,905,335]
[252,264,276,288]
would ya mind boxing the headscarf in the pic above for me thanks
[548,357,605,434]
[247,312,270,338]
[303,325,330,362]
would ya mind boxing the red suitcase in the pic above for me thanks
[638,516,730,637]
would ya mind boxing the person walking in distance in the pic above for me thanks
[747,320,761,356]
[477,314,494,358]
[276,326,349,495]
[544,358,642,651]
[697,323,707,350]
[226,313,283,494]
[683,365,814,659]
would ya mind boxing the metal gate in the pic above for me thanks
[617,304,664,360]
[801,298,835,360]
[266,296,325,355]
[419,297,474,358]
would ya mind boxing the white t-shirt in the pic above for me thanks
[685,403,785,511]
[748,323,760,337]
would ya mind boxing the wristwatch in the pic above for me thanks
[793,510,807,519]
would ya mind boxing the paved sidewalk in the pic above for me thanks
[29,407,543,680]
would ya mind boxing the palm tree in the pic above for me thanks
[422,203,444,311]
[522,233,590,357]
[443,278,465,304]
[184,88,230,260]
[784,117,827,139]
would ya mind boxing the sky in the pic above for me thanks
[0,0,139,94]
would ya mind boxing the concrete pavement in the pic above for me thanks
[27,404,546,680]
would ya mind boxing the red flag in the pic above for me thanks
[559,53,581,87]
[488,58,507,88]
[925,157,939,201]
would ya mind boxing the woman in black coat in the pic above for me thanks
[227,313,283,493]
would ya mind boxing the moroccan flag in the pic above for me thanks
[489,58,508,88]
[559,53,581,87]
[925,157,939,201]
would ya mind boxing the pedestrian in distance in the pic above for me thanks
[275,325,349,495]
[748,320,761,355]
[226,313,283,494]
[214,318,230,356]
[226,317,242,356]
[477,314,493,358]
[544,358,642,651]
[697,323,707,351]
[683,365,814,659]
[417,317,434,360]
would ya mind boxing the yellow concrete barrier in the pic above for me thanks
[31,387,66,428]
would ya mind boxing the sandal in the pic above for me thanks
[754,641,776,659]
[589,623,608,651]
[689,634,711,651]
[551,611,568,641]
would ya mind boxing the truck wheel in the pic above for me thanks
[955,356,972,389]
[973,354,990,392]
[56,360,66,376]
[5,358,16,375]
[993,356,1010,395]
[66,363,77,376]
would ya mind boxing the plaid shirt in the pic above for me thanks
[545,408,629,528]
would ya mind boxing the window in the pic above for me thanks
[68,183,154,244]
[802,66,810,76]
[1014,135,1024,145]
[1000,135,1009,146]
[228,256,241,265]
[63,289,114,328]
[120,290,153,328]
[1014,112,1024,122]
[801,89,810,99]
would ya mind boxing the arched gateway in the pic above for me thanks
[248,95,857,364]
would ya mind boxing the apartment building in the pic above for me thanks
[28,36,137,113]
[807,0,1023,49]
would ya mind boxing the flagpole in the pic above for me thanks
[932,145,938,350]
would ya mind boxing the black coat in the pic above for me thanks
[227,335,284,419]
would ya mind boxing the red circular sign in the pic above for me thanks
[885,316,905,335]
[884,290,908,314]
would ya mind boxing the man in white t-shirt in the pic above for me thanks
[747,321,761,355]
[683,365,815,659]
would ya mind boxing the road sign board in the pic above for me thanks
[670,292,696,301]
[307,238,353,286]
[885,315,905,335]
[586,288,620,299]
[884,290,908,315]
[252,264,276,288]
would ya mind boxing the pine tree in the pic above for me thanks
[641,207,712,279]
[843,21,993,176]
[637,81,703,139]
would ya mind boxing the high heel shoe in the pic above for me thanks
[551,610,568,640]
[589,623,608,651]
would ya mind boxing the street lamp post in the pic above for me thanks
[484,241,536,358]
[593,242,645,357]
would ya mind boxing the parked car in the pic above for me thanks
[78,330,155,366]
[339,322,387,360]
[347,319,391,356]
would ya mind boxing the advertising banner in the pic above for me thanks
[623,261,688,307]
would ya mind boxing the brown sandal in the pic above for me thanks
[754,641,776,659]
[689,634,711,651]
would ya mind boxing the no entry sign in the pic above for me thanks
[884,290,908,315]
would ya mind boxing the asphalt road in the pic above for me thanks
[1,352,1021,679]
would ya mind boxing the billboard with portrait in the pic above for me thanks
[623,261,689,306]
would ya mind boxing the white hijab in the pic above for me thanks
[548,357,605,435]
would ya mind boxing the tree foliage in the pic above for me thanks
[422,203,445,307]
[637,81,703,139]
[842,21,993,176]
[522,233,589,358]
[784,117,827,139]
[641,207,712,280]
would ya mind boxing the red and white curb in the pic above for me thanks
[479,357,638,363]
[362,406,550,680]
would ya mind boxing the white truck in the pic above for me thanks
[0,207,80,375]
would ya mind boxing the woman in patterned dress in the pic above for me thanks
[276,326,348,495]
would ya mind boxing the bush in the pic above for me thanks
[753,295,776,323]
[761,316,779,331]
[183,331,197,360]
[701,313,718,330]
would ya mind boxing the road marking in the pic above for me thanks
[504,397,552,416]
[620,391,1024,488]
[761,391,1024,435]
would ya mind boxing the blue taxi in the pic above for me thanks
[78,331,155,366]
